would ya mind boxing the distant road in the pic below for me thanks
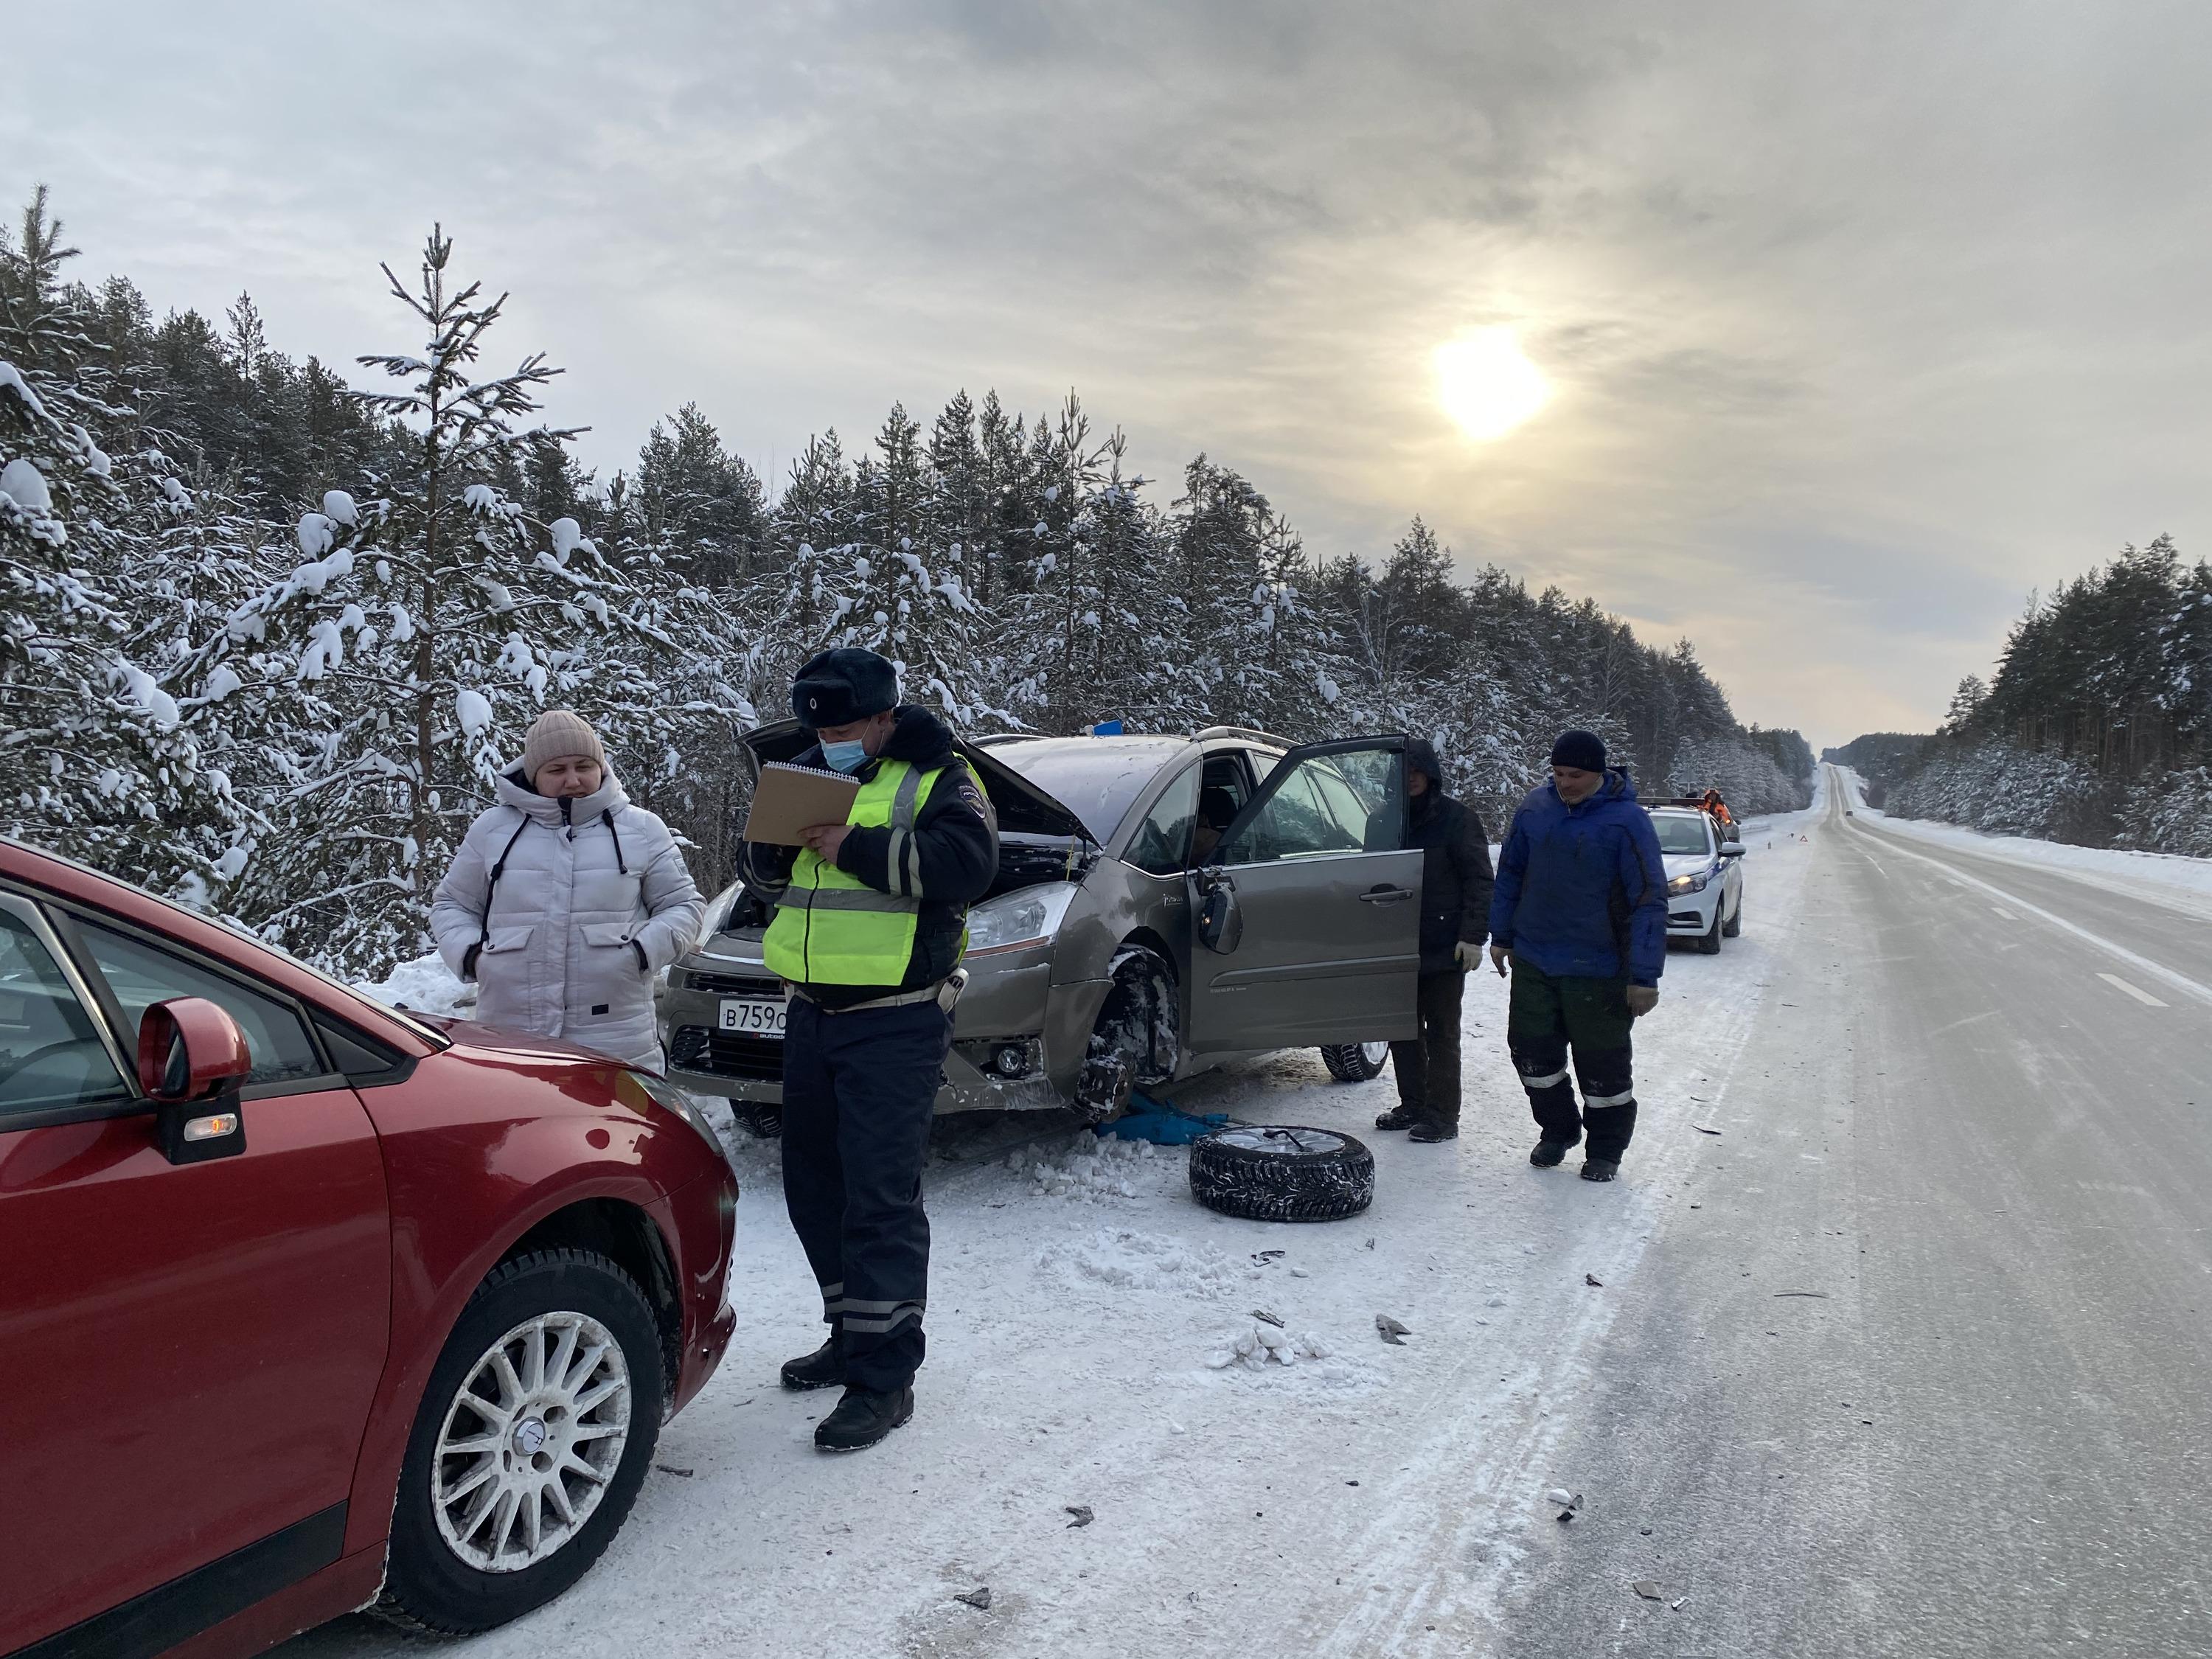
[1498,766,2211,1657]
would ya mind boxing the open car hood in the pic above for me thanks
[736,717,1092,843]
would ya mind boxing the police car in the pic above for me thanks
[1646,802,1745,954]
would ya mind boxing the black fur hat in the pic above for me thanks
[790,647,899,728]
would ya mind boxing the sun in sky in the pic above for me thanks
[1433,327,1551,442]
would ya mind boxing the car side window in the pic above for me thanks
[0,907,131,1116]
[1222,746,1403,864]
[1125,764,1200,877]
[73,919,324,1088]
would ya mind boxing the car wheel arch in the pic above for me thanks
[499,1197,684,1405]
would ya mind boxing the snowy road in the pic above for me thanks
[279,773,2209,1657]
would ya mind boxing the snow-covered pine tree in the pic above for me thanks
[188,228,742,976]
[0,187,249,897]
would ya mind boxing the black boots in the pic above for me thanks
[1529,1137,1575,1168]
[1408,1119,1458,1142]
[1374,1105,1421,1131]
[780,1335,844,1392]
[1579,1158,1620,1182]
[815,1384,915,1452]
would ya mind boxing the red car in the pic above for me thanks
[0,837,738,1657]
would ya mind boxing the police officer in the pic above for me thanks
[742,648,996,1450]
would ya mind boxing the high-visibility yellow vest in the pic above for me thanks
[762,759,951,985]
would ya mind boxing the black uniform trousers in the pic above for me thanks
[1390,969,1467,1126]
[1506,957,1639,1162]
[781,995,953,1394]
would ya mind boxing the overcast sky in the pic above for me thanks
[11,1,2209,745]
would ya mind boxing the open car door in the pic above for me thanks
[1185,736,1422,1051]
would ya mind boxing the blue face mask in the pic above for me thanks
[821,739,869,774]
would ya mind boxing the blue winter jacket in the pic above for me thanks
[1488,769,1669,987]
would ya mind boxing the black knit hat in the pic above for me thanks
[1549,728,1607,771]
[791,647,899,728]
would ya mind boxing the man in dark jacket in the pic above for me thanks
[1486,729,1667,1182]
[742,647,998,1450]
[1370,740,1495,1142]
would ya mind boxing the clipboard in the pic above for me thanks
[742,761,863,844]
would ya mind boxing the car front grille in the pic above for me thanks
[686,970,782,998]
[670,1024,785,1081]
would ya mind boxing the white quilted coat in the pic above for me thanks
[431,768,705,1069]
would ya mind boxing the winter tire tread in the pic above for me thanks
[1318,1043,1388,1083]
[1189,1125,1375,1222]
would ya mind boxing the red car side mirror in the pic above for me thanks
[137,997,253,1164]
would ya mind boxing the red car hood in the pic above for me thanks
[417,1015,636,1073]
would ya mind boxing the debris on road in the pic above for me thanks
[955,1587,993,1610]
[1252,1307,1286,1327]
[654,1464,695,1478]
[1671,1596,1688,1611]
[1376,1315,1411,1344]
[1065,1506,1094,1528]
[1692,1123,1723,1135]
[1252,1249,1285,1264]
[1551,1489,1583,1521]
[1774,1290,1831,1298]
[1633,1580,1666,1601]
[1585,1273,1604,1287]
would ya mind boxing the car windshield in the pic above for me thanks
[990,738,1181,843]
[1651,814,1714,856]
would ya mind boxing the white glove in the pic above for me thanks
[1455,941,1482,970]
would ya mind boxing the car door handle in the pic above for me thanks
[1359,886,1413,905]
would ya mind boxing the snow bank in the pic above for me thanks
[355,953,470,1016]
[1865,811,2212,908]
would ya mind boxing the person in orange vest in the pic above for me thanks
[1700,789,1735,837]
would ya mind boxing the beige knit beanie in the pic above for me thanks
[521,709,606,782]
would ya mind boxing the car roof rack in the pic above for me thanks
[1192,724,1294,749]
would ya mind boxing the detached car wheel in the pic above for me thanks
[1189,1125,1375,1222]
[1319,1041,1391,1082]
[378,1249,664,1635]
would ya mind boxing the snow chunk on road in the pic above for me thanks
[1026,1136,1176,1204]
[1034,1227,1254,1299]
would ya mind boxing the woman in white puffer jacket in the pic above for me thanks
[431,710,705,1071]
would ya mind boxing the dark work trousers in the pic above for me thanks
[1506,957,1639,1162]
[781,995,953,1394]
[1390,969,1467,1126]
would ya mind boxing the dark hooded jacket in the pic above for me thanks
[1370,740,1495,974]
[740,706,998,1006]
[1488,766,1667,987]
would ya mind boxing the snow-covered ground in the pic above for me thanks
[292,793,1831,1658]
[1830,765,2212,919]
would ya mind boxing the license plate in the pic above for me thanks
[719,996,787,1037]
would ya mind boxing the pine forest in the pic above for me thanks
[2,192,1815,978]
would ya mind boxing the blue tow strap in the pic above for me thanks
[1096,1091,1230,1145]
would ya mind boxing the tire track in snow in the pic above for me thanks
[1295,810,1824,1656]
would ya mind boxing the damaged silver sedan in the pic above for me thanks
[660,723,1427,1130]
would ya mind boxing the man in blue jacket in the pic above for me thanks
[1486,730,1668,1181]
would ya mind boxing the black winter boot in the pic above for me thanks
[1579,1158,1620,1182]
[1408,1118,1458,1142]
[1374,1105,1421,1131]
[780,1335,844,1392]
[814,1384,915,1451]
[1529,1138,1576,1168]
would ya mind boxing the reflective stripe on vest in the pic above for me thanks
[762,760,945,984]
